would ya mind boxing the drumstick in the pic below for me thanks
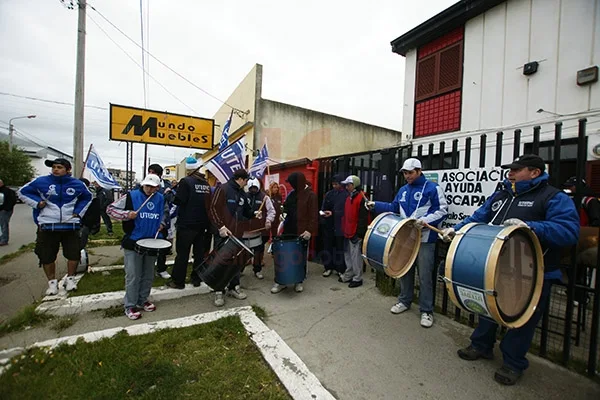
[135,192,155,214]
[246,227,267,234]
[257,196,267,213]
[423,222,444,235]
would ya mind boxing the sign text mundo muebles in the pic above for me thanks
[109,104,214,150]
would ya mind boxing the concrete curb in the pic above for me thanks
[2,307,335,400]
[89,258,193,273]
[36,283,212,316]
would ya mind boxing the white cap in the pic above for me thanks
[185,156,201,170]
[141,174,161,187]
[341,175,360,187]
[248,178,260,189]
[401,158,422,171]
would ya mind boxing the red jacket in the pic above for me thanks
[342,190,369,239]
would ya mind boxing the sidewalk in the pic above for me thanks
[0,246,598,400]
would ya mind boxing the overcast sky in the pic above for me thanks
[0,0,456,178]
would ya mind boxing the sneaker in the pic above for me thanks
[214,291,225,307]
[254,271,264,280]
[271,283,286,294]
[294,283,304,292]
[125,307,141,320]
[166,281,185,290]
[390,302,408,314]
[322,269,333,277]
[46,279,58,296]
[228,285,247,300]
[457,345,494,361]
[420,313,434,328]
[338,276,352,283]
[142,301,156,312]
[157,271,171,279]
[64,276,78,292]
[348,280,363,288]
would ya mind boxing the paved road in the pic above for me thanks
[0,203,37,257]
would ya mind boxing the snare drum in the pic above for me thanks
[444,223,544,328]
[243,235,263,249]
[362,212,421,278]
[134,238,172,257]
[195,236,253,291]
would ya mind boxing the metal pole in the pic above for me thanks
[73,0,87,178]
[8,123,14,152]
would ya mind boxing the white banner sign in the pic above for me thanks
[424,168,508,228]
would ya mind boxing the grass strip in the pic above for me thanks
[0,316,291,399]
[0,304,52,336]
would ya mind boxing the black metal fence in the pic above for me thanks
[316,118,599,378]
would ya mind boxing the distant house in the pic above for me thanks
[0,133,72,176]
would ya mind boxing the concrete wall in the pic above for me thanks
[257,99,402,161]
[402,0,600,165]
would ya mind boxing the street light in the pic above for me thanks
[8,115,36,152]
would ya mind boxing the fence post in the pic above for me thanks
[465,137,472,168]
[513,129,521,160]
[451,139,459,168]
[495,131,503,166]
[552,122,562,188]
[532,126,541,154]
[479,134,487,167]
[428,143,434,169]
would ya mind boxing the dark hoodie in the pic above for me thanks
[283,172,318,236]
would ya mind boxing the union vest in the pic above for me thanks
[128,189,164,242]
[488,181,561,271]
[343,191,364,239]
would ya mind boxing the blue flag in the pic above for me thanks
[83,145,121,189]
[219,110,233,151]
[206,136,246,183]
[248,144,269,179]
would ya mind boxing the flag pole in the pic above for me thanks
[264,137,271,183]
[80,144,93,178]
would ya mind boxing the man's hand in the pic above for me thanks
[366,201,375,210]
[504,218,528,228]
[414,219,425,230]
[265,221,272,230]
[323,210,332,217]
[219,225,232,238]
[127,211,137,220]
[439,227,456,243]
[254,210,263,220]
[300,231,311,241]
[37,201,46,209]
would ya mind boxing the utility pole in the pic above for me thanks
[73,0,87,177]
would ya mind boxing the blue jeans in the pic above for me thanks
[0,210,13,244]
[470,279,555,372]
[123,249,156,309]
[398,242,435,313]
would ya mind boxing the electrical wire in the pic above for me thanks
[0,91,107,110]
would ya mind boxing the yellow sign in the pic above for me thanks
[110,104,214,150]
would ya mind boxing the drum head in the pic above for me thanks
[494,230,538,322]
[136,238,171,249]
[386,220,421,278]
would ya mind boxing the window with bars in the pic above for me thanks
[415,42,463,102]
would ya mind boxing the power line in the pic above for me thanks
[87,1,248,118]
[0,91,107,110]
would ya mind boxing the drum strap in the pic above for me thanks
[442,277,497,296]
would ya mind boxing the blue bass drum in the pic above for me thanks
[272,235,308,285]
[444,223,544,328]
[362,212,421,278]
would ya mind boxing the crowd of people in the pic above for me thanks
[12,152,599,386]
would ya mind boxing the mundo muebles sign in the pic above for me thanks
[109,104,214,150]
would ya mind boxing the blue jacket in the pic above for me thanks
[321,187,348,236]
[454,173,579,278]
[373,174,448,243]
[18,174,92,225]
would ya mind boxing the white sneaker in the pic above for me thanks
[322,270,333,277]
[271,283,286,294]
[254,271,264,280]
[294,283,304,292]
[214,291,225,307]
[420,313,434,328]
[228,285,247,300]
[157,271,171,279]
[64,276,77,292]
[390,302,408,314]
[46,279,58,296]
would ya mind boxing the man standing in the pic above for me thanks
[147,163,175,279]
[167,157,211,289]
[338,175,368,288]
[320,174,348,277]
[246,178,275,280]
[93,181,114,236]
[0,179,17,246]
[209,169,263,306]
[441,154,579,385]
[18,158,92,295]
[367,158,448,328]
[562,176,600,227]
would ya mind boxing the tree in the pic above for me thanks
[0,141,35,186]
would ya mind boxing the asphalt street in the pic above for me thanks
[0,203,37,256]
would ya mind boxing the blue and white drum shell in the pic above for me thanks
[444,223,544,329]
[362,212,421,278]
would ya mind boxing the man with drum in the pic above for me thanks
[147,163,175,280]
[107,174,169,320]
[366,158,448,328]
[209,169,263,307]
[167,157,211,290]
[441,154,579,385]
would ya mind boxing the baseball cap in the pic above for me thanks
[501,154,545,171]
[141,174,161,187]
[401,158,422,171]
[332,174,344,183]
[562,176,586,187]
[44,158,72,169]
[341,175,360,187]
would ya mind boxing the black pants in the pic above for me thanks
[171,227,206,286]
[322,231,346,274]
[100,210,113,233]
